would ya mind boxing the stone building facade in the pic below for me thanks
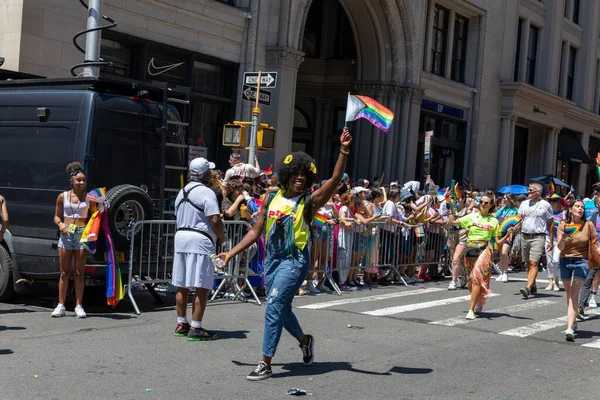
[1,0,600,194]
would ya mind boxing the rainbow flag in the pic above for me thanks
[262,163,273,176]
[548,180,555,195]
[498,215,521,237]
[414,225,425,238]
[564,223,582,239]
[313,212,328,227]
[102,214,123,306]
[345,94,394,133]
[453,183,461,200]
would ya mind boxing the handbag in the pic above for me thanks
[587,222,600,269]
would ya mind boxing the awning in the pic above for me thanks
[557,133,590,164]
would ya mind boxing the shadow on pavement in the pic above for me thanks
[571,329,600,340]
[389,366,433,374]
[0,349,14,355]
[211,330,250,340]
[0,308,36,315]
[232,360,393,377]
[0,325,26,332]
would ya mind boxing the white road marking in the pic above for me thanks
[297,288,445,310]
[581,339,600,349]
[430,299,557,326]
[498,316,567,337]
[361,294,500,316]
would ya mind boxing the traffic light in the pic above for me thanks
[258,124,276,149]
[222,121,250,147]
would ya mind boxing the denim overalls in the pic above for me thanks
[262,191,310,357]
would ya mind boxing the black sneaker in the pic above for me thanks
[247,361,272,381]
[174,322,190,337]
[187,327,218,341]
[530,285,537,294]
[520,287,530,299]
[299,334,314,365]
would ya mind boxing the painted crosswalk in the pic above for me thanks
[296,285,600,349]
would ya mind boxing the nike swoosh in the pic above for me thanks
[147,57,185,76]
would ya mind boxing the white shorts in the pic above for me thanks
[172,231,215,289]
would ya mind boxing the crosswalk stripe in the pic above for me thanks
[430,299,557,327]
[498,316,567,337]
[581,339,600,349]
[361,293,500,316]
[297,288,446,310]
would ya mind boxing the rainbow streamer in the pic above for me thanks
[453,183,461,200]
[80,210,101,254]
[345,94,394,133]
[564,223,581,239]
[262,164,274,176]
[548,180,555,195]
[498,215,521,237]
[102,214,123,306]
[313,212,327,228]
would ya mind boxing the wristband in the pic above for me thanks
[340,148,350,155]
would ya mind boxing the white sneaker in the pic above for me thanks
[465,310,476,320]
[457,276,467,288]
[501,273,508,283]
[307,280,320,294]
[565,328,575,341]
[495,274,503,282]
[51,304,66,318]
[317,282,332,293]
[448,281,457,290]
[589,297,598,308]
[74,305,87,319]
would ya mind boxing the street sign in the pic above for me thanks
[243,71,278,88]
[424,130,433,160]
[241,85,272,106]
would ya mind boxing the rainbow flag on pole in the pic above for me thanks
[345,94,394,133]
[313,212,328,228]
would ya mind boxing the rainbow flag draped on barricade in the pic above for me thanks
[79,188,123,306]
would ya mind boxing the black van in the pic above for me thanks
[0,76,189,300]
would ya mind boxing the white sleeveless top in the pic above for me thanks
[63,191,89,219]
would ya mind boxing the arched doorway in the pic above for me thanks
[292,0,423,182]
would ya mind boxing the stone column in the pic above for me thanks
[424,0,436,72]
[444,9,456,79]
[505,115,517,183]
[559,40,569,97]
[264,47,305,168]
[388,88,403,183]
[312,98,325,166]
[578,131,590,195]
[496,115,515,186]
[518,18,530,82]
[396,88,412,180]
[595,61,600,113]
[405,88,424,182]
[543,127,560,175]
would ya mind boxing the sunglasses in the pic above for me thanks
[528,189,538,193]
[480,201,491,206]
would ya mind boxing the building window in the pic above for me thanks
[451,14,469,83]
[573,0,580,24]
[431,5,449,76]
[514,18,523,81]
[526,26,539,85]
[567,46,577,100]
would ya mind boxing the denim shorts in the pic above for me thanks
[57,227,85,251]
[559,257,589,281]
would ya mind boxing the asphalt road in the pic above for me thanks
[1,273,599,400]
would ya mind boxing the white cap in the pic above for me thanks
[189,157,215,176]
[351,186,369,195]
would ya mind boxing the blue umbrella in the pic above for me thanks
[498,185,529,195]
[529,174,570,188]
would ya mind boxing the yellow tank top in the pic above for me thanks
[265,190,310,251]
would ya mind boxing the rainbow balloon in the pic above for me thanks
[345,94,394,133]
[499,215,521,236]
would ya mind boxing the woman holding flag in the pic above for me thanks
[51,162,96,318]
[218,127,353,380]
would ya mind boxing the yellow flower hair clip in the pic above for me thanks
[284,155,293,164]
[310,163,317,174]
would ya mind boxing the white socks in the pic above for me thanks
[191,320,202,329]
[177,317,188,324]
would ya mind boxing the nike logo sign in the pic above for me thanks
[147,57,185,76]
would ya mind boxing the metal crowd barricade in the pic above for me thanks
[309,223,342,295]
[125,220,262,315]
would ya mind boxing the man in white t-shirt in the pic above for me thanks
[518,182,554,299]
[224,153,261,182]
[172,157,225,340]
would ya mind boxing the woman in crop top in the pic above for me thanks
[218,128,353,381]
[557,199,599,341]
[51,162,94,318]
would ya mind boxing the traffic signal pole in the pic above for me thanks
[248,71,261,164]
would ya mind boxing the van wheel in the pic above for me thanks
[106,185,153,251]
[0,245,14,302]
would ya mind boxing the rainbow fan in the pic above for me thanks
[499,215,521,237]
[86,187,107,202]
[564,223,582,239]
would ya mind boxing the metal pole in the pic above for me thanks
[248,71,261,163]
[82,0,103,77]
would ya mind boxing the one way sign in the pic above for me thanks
[241,85,272,106]
[243,71,278,88]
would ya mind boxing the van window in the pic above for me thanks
[0,126,75,190]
